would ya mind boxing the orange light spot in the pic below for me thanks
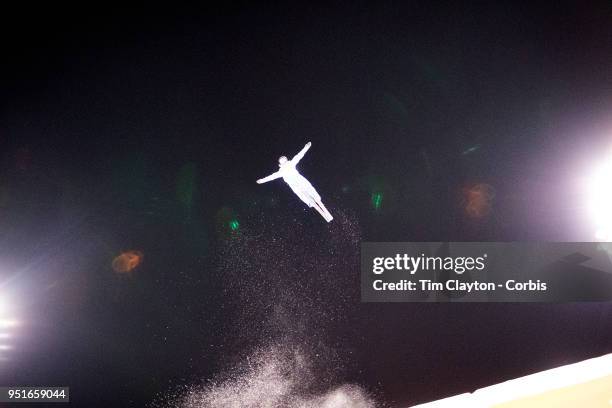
[112,250,143,273]
[463,184,495,218]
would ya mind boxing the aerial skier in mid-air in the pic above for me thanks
[257,142,333,222]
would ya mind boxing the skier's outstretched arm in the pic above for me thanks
[291,142,311,164]
[256,171,282,184]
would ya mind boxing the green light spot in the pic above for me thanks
[229,220,240,231]
[372,192,383,210]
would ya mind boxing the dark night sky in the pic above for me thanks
[1,2,612,407]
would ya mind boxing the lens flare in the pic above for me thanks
[112,250,144,273]
[463,183,495,218]
[229,219,240,231]
[371,192,383,210]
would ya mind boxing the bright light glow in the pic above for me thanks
[0,290,20,361]
[0,295,8,316]
[588,155,612,241]
[0,319,19,328]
